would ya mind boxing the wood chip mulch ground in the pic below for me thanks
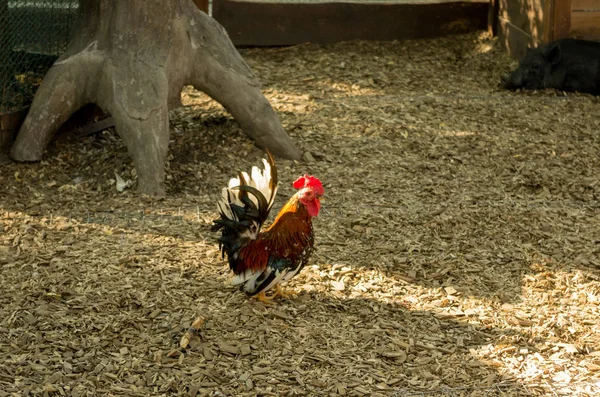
[1,32,600,396]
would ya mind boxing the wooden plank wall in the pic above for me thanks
[495,0,574,59]
[572,0,600,9]
[212,0,489,46]
[571,0,600,39]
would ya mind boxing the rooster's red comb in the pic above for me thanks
[293,175,324,196]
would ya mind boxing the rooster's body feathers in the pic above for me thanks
[213,152,322,296]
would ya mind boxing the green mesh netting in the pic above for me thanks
[0,0,78,112]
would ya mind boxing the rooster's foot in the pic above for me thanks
[253,291,274,305]
[272,284,295,299]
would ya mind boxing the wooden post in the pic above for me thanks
[550,0,572,40]
[488,0,500,36]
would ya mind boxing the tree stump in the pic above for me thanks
[10,0,302,196]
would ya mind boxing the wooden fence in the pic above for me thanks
[571,0,600,39]
[210,0,489,46]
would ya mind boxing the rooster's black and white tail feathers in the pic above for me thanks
[212,151,278,258]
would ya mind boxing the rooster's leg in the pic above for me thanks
[254,291,274,305]
[272,284,293,299]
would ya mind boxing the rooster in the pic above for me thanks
[212,151,323,303]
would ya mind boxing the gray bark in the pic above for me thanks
[10,0,302,196]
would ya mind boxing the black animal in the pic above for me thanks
[502,38,600,95]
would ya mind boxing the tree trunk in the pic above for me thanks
[10,0,302,196]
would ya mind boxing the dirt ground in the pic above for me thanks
[1,32,600,396]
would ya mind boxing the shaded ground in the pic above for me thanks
[1,32,600,396]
